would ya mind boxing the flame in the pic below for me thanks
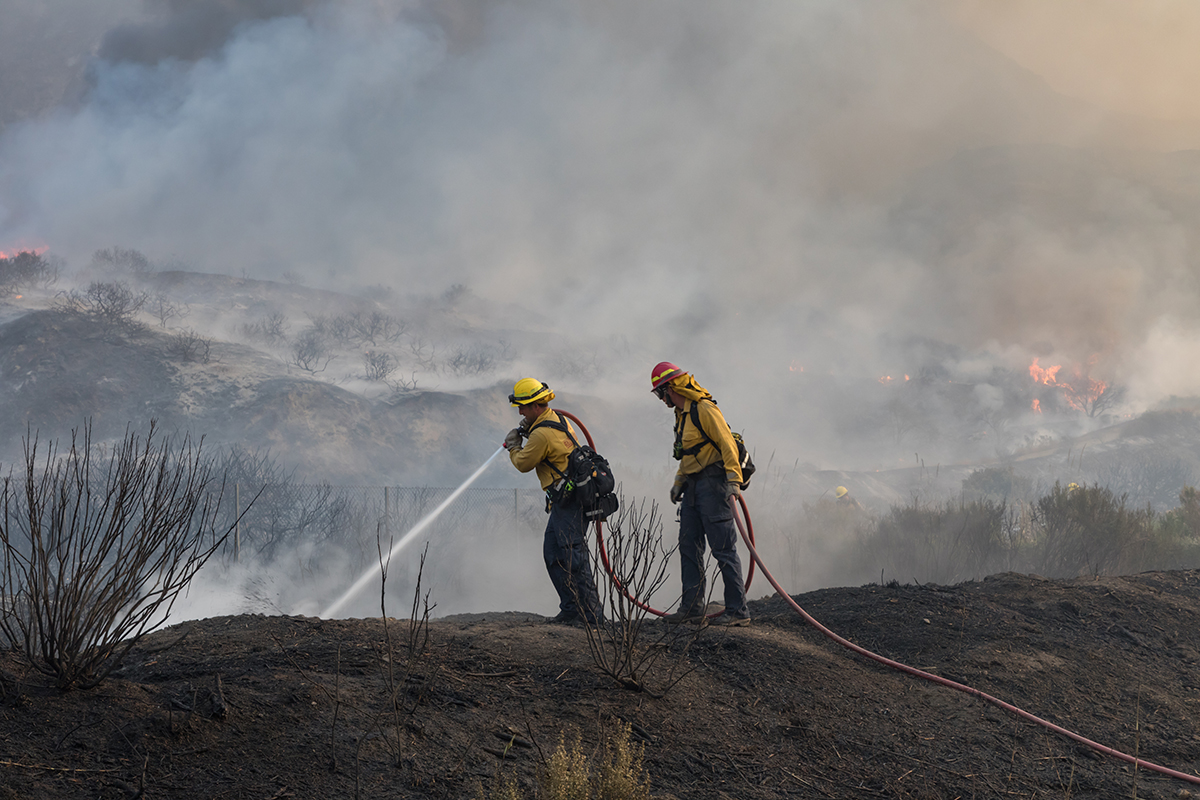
[1029,358,1062,385]
[789,360,803,373]
[0,245,49,260]
[878,375,893,384]
[1031,398,1041,413]
[1028,356,1111,414]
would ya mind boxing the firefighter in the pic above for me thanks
[504,378,604,626]
[651,362,750,627]
[835,485,866,512]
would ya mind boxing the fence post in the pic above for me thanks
[235,482,241,563]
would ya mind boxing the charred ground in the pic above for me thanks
[3,570,1200,799]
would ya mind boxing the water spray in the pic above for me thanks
[320,445,507,619]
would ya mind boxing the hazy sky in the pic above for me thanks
[6,0,1200,615]
[3,0,1200,426]
[946,0,1200,122]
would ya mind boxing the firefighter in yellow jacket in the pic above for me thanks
[650,362,750,626]
[504,378,604,625]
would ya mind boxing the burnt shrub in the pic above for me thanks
[0,422,239,690]
[163,328,213,363]
[858,497,1012,585]
[58,281,150,331]
[91,246,152,276]
[290,327,333,373]
[242,312,288,345]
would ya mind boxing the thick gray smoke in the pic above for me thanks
[5,0,1200,612]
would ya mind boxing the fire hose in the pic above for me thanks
[556,408,1200,787]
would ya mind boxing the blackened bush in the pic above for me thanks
[290,327,333,373]
[0,422,239,690]
[92,246,152,276]
[58,281,150,331]
[242,312,288,345]
[164,328,213,363]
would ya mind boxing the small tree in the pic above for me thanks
[242,312,288,345]
[58,281,150,331]
[362,350,398,381]
[0,422,242,690]
[290,327,334,373]
[91,246,152,276]
[163,328,213,363]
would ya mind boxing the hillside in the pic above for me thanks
[3,571,1200,798]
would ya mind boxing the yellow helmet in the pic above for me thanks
[1067,482,1080,493]
[835,486,849,498]
[509,378,554,406]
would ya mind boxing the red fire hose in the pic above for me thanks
[552,407,1200,785]
[728,495,1200,786]
[556,409,754,618]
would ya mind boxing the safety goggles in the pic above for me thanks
[653,385,670,400]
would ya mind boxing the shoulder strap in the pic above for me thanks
[676,400,716,457]
[528,412,580,480]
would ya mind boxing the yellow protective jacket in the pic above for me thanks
[508,407,577,491]
[674,398,743,489]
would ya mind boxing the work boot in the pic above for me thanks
[546,611,583,625]
[663,607,705,625]
[709,613,751,627]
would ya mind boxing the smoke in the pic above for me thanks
[6,0,1200,608]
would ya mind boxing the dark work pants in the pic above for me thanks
[678,470,749,618]
[544,500,604,623]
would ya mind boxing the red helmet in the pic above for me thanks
[650,361,686,391]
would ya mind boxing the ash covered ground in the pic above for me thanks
[3,571,1200,799]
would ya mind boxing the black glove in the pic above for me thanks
[670,483,684,504]
[724,481,741,500]
[503,428,523,450]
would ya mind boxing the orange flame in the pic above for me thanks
[1028,357,1110,414]
[789,360,803,373]
[1031,398,1041,413]
[0,245,49,260]
[1029,358,1062,385]
[878,375,893,384]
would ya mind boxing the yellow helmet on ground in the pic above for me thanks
[509,378,554,406]
[835,486,849,499]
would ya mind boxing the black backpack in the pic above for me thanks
[530,413,619,522]
[674,400,756,490]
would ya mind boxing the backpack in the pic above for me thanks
[530,413,620,522]
[674,400,756,490]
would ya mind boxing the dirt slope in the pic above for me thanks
[4,571,1200,799]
